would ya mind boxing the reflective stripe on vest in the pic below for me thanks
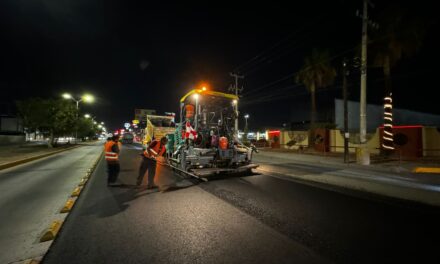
[143,140,165,158]
[105,141,119,161]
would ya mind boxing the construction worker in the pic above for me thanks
[104,135,121,186]
[104,133,113,149]
[137,136,168,188]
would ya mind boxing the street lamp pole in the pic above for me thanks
[244,114,249,142]
[62,93,94,144]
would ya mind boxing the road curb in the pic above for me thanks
[0,145,82,171]
[71,186,82,197]
[60,198,76,213]
[37,151,103,247]
[40,220,63,242]
[413,167,440,174]
[255,151,417,175]
[258,167,440,207]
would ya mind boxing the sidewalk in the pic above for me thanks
[0,142,82,170]
[254,148,440,207]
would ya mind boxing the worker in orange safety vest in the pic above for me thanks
[104,135,121,186]
[137,136,168,188]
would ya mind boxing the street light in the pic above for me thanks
[193,93,199,131]
[84,114,91,119]
[244,114,249,142]
[62,93,94,143]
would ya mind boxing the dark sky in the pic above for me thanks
[1,0,438,131]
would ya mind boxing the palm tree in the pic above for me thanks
[295,49,336,147]
[370,5,427,94]
[369,4,428,154]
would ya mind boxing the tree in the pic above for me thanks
[295,49,336,147]
[16,98,77,147]
[76,117,98,140]
[369,4,428,95]
[50,99,77,144]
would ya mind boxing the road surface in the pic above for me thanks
[0,142,102,264]
[41,144,440,263]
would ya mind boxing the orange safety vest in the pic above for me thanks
[105,141,119,161]
[143,139,166,158]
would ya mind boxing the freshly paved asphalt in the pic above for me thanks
[0,142,103,264]
[42,144,440,264]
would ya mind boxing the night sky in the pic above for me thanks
[1,1,438,131]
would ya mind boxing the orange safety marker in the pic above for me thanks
[40,220,62,242]
[71,186,82,197]
[413,167,440,174]
[78,177,88,186]
[60,198,75,213]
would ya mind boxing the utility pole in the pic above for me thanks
[356,0,376,165]
[343,59,349,163]
[359,0,368,146]
[229,72,244,136]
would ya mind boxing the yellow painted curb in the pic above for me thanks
[78,177,88,186]
[60,198,75,213]
[40,220,62,242]
[71,186,82,197]
[413,167,440,174]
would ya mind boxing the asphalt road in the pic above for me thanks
[0,142,103,264]
[42,144,440,264]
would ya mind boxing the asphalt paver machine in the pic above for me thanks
[168,88,258,178]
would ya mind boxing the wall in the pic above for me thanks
[0,135,25,145]
[423,127,440,157]
[0,116,22,132]
[329,129,380,155]
[280,131,308,150]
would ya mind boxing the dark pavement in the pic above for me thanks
[42,144,440,264]
[0,143,103,264]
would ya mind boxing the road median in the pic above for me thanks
[0,145,82,171]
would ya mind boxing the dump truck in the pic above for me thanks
[142,114,176,147]
[167,88,258,178]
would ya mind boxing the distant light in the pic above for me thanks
[244,114,249,119]
[101,122,104,125]
[93,121,97,125]
[84,114,91,118]
[82,94,95,103]
[193,94,199,100]
[98,124,102,128]
[62,93,72,99]
[232,99,237,105]
[202,86,207,91]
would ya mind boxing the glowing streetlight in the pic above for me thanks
[82,94,95,103]
[84,114,91,118]
[62,93,72,99]
[101,122,104,125]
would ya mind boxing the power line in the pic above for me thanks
[242,45,359,98]
[233,14,330,74]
